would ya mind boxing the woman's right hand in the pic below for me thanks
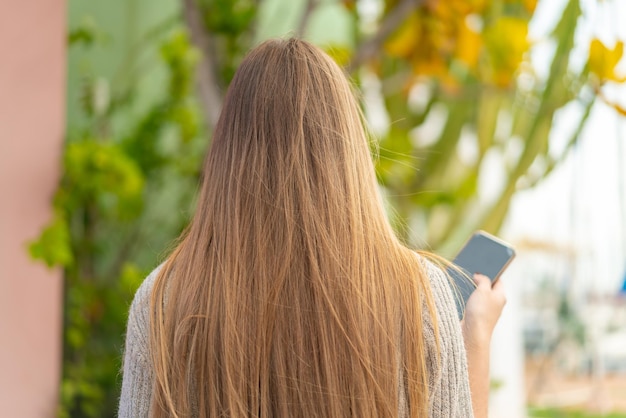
[460,274,506,349]
[460,273,506,418]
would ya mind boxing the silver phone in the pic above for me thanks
[448,231,515,319]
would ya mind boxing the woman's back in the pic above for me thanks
[118,38,477,418]
[119,256,473,417]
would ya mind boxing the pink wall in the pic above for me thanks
[0,1,65,416]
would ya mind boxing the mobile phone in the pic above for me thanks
[448,231,515,319]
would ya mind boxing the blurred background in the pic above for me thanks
[1,0,625,416]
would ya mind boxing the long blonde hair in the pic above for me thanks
[150,38,439,417]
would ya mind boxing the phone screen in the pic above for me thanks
[448,231,515,319]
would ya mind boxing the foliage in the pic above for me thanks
[29,24,205,417]
[588,37,626,115]
[370,0,625,252]
[194,0,258,86]
[364,0,576,249]
[588,38,626,84]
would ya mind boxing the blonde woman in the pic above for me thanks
[119,38,505,418]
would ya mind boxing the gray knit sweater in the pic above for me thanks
[118,259,474,417]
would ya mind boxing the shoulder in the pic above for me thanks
[411,253,460,340]
[416,254,457,310]
[126,264,165,349]
[130,264,164,314]
[416,254,464,351]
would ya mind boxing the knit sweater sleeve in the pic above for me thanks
[423,259,474,418]
[118,266,161,418]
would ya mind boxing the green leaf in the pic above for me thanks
[68,16,98,47]
[64,140,145,220]
[28,214,73,268]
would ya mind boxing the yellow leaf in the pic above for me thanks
[455,20,482,70]
[385,13,420,58]
[483,17,529,87]
[323,44,352,67]
[611,102,626,116]
[468,0,489,13]
[523,0,538,13]
[588,38,626,83]
[413,58,460,91]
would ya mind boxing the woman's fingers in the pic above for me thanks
[489,277,507,307]
[473,274,505,302]
[491,276,504,290]
[462,274,507,346]
[473,274,491,289]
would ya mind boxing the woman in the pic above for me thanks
[119,38,505,418]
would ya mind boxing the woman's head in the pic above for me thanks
[212,37,374,187]
[196,38,389,251]
[150,38,437,418]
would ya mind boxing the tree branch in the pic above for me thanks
[347,0,423,73]
[296,0,319,38]
[182,0,222,128]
